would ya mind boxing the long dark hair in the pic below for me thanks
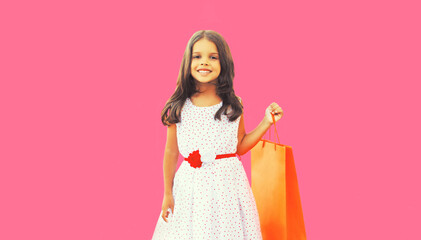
[161,30,243,127]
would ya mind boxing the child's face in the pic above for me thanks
[190,38,221,84]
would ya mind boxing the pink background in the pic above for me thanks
[1,0,420,239]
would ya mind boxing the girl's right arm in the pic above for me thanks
[161,123,179,222]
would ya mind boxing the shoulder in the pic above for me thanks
[235,95,243,105]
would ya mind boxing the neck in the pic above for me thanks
[195,79,218,96]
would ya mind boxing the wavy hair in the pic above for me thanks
[161,30,243,127]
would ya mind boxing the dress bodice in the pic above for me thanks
[176,98,241,159]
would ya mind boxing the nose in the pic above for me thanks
[200,58,209,65]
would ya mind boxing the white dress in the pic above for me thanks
[152,97,263,240]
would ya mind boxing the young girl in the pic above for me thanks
[152,30,283,239]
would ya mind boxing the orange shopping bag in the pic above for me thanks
[251,113,307,240]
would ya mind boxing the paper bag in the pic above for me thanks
[251,113,307,240]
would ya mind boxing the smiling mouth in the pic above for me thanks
[198,70,212,76]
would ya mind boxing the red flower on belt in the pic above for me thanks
[185,148,238,168]
[185,150,203,168]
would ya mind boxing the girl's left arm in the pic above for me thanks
[236,98,283,156]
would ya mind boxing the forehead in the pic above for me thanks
[192,39,218,54]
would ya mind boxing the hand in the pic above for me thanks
[161,194,174,223]
[264,102,284,125]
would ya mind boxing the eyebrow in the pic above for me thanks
[193,52,219,54]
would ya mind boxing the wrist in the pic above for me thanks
[263,117,273,128]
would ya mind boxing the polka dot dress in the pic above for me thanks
[152,97,263,240]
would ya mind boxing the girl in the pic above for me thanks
[152,30,283,239]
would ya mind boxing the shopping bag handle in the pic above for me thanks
[268,112,281,145]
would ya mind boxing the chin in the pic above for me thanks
[193,76,217,83]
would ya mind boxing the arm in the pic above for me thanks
[236,97,273,156]
[160,122,179,221]
[163,123,180,196]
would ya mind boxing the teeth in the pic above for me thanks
[198,70,211,73]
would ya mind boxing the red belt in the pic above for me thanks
[215,153,237,159]
[184,150,238,168]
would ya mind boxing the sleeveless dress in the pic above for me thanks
[152,97,263,240]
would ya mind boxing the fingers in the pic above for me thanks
[161,207,174,223]
[269,103,283,115]
[161,210,168,223]
[270,103,279,112]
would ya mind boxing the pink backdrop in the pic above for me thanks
[1,0,420,239]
